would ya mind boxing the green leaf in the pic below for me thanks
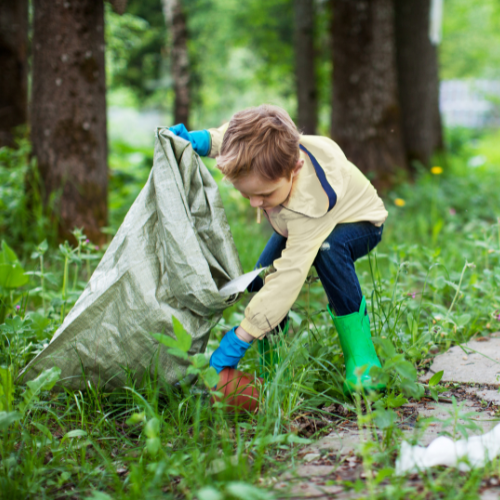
[374,337,396,358]
[373,408,396,430]
[146,437,160,456]
[33,422,54,441]
[151,332,178,349]
[197,487,223,500]
[126,412,145,425]
[19,366,61,415]
[202,367,219,389]
[455,314,471,326]
[0,263,28,288]
[186,365,201,376]
[434,275,446,289]
[63,429,87,440]
[225,482,272,500]
[167,347,189,360]
[394,360,417,381]
[27,312,52,340]
[286,434,313,444]
[38,240,49,254]
[0,411,21,431]
[84,492,113,500]
[191,353,208,369]
[428,370,444,387]
[1,240,20,264]
[430,387,439,402]
[386,392,408,408]
[144,417,159,438]
[0,366,14,412]
[172,316,192,352]
[151,317,192,355]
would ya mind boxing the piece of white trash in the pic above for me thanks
[396,423,500,474]
[218,268,266,297]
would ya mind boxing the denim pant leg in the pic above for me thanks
[313,222,383,316]
[247,232,287,293]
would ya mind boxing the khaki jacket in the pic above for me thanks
[208,125,388,339]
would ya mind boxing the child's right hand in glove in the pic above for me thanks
[169,123,210,156]
[209,327,253,374]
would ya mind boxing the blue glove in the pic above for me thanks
[169,123,211,156]
[209,327,253,374]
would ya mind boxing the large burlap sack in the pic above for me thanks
[20,129,243,390]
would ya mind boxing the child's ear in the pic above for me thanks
[292,159,304,177]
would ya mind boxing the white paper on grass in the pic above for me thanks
[218,268,266,297]
[396,423,500,474]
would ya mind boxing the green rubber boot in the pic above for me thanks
[258,320,289,381]
[328,297,385,396]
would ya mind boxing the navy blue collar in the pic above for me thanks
[299,144,337,212]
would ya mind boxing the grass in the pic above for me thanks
[1,127,500,499]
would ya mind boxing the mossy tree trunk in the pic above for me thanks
[294,0,317,135]
[330,0,408,191]
[31,0,108,243]
[394,0,444,169]
[0,0,28,147]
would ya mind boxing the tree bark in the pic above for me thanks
[394,0,443,168]
[0,0,28,147]
[331,0,408,191]
[162,0,190,128]
[31,0,108,243]
[294,0,317,134]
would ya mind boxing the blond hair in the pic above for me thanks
[217,105,300,181]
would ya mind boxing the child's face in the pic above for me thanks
[231,159,304,210]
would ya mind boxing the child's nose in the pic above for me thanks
[249,197,263,208]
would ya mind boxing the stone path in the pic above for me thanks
[274,336,500,499]
[421,337,500,386]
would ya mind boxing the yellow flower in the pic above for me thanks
[431,166,443,175]
[394,198,405,207]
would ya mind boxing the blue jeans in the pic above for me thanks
[248,222,383,317]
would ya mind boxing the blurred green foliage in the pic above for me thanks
[441,0,500,79]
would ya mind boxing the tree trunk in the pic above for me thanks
[162,0,190,128]
[294,0,317,134]
[331,0,408,191]
[394,0,443,168]
[0,0,28,147]
[31,0,108,243]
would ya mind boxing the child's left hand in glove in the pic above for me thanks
[209,327,253,374]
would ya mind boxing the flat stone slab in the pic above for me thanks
[411,400,498,445]
[481,488,500,500]
[275,480,344,499]
[422,338,500,385]
[299,428,362,458]
[466,387,500,405]
[281,465,336,480]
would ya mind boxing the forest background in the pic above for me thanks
[1,0,500,499]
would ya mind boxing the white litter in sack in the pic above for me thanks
[396,423,500,474]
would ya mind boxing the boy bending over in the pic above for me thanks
[170,104,387,395]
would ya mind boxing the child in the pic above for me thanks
[170,104,388,395]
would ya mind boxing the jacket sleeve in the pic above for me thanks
[240,211,337,338]
[207,122,229,158]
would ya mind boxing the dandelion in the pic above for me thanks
[394,198,405,207]
[431,166,443,175]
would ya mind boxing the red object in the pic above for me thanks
[212,368,263,413]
